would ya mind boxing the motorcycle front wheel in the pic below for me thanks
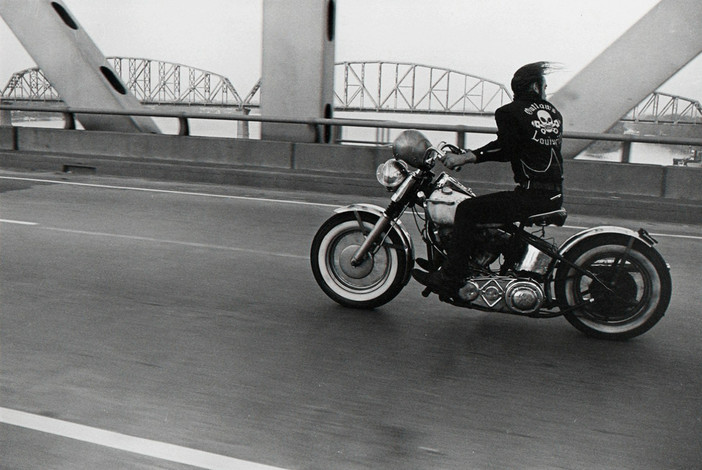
[555,235,671,340]
[311,212,410,309]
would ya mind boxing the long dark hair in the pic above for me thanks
[510,61,558,97]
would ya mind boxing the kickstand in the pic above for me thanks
[421,287,433,297]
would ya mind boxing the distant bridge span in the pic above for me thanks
[1,57,256,110]
[334,61,512,115]
[2,57,701,124]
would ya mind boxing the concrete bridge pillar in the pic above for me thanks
[552,0,702,158]
[260,0,336,142]
[0,0,159,133]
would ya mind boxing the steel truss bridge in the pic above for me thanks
[623,91,702,125]
[0,57,257,111]
[334,61,511,115]
[2,57,701,124]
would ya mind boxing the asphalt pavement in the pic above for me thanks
[1,170,700,470]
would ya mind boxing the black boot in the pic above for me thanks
[415,257,442,272]
[411,268,462,296]
[411,256,465,296]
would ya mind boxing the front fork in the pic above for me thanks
[349,172,422,267]
[350,214,393,266]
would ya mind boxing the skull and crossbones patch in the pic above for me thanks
[531,110,561,134]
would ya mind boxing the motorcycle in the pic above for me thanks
[310,130,672,339]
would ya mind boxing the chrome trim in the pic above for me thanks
[333,203,415,284]
[558,225,655,256]
[435,172,475,197]
[391,170,420,203]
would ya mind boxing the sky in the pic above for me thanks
[1,0,700,101]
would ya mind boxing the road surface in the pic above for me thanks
[1,170,700,469]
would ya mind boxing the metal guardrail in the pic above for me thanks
[2,103,702,163]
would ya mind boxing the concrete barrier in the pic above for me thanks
[565,159,666,197]
[16,127,293,169]
[0,127,14,150]
[293,142,391,175]
[419,158,671,200]
[664,165,702,200]
[0,127,700,223]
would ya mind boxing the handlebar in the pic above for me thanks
[425,142,466,171]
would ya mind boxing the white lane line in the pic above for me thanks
[5,218,702,243]
[0,175,340,208]
[42,226,309,259]
[4,217,701,243]
[0,407,287,470]
[2,175,700,241]
[649,232,702,241]
[0,219,38,225]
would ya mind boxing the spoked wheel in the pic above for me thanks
[311,212,410,309]
[556,235,671,339]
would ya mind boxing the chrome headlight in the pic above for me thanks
[376,159,409,189]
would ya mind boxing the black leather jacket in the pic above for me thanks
[473,92,563,190]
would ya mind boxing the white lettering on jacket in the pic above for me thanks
[531,130,561,146]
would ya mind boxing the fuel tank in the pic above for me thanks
[425,174,473,225]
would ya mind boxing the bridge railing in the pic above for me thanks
[1,102,702,164]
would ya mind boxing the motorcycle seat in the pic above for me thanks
[523,208,568,227]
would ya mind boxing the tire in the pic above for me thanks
[555,234,671,340]
[311,212,409,309]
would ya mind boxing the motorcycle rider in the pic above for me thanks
[413,61,564,295]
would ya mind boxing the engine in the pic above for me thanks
[425,183,510,267]
[457,276,545,315]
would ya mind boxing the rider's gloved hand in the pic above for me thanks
[444,149,477,171]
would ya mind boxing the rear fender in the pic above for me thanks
[558,225,656,257]
[546,226,659,302]
[334,203,415,283]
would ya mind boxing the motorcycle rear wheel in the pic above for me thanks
[556,235,671,339]
[311,212,409,309]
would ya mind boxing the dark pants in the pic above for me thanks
[447,187,562,274]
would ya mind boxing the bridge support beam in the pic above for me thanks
[260,0,336,143]
[552,0,702,158]
[0,0,159,133]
